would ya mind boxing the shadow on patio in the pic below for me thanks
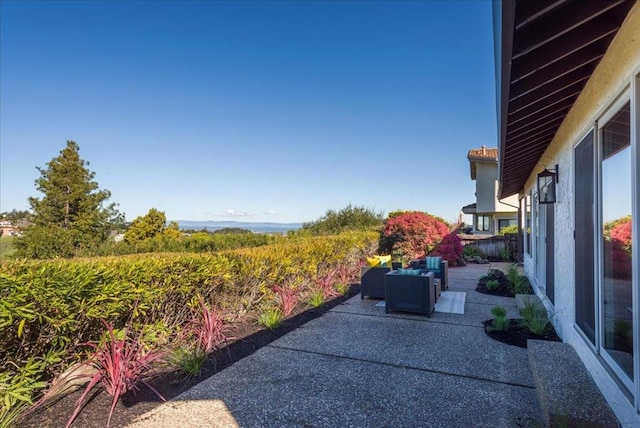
[126,262,549,427]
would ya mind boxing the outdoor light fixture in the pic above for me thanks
[537,164,558,204]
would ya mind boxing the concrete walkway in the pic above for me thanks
[128,262,543,427]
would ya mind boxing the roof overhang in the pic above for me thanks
[495,0,636,198]
[462,203,477,215]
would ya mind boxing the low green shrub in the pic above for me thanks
[257,308,283,329]
[486,279,500,291]
[462,246,486,259]
[307,289,326,308]
[519,302,549,336]
[489,306,509,332]
[497,224,518,236]
[172,346,207,379]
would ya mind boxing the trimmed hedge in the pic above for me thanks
[0,231,377,418]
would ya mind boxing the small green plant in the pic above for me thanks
[486,279,500,291]
[335,282,349,296]
[519,302,549,336]
[499,246,513,262]
[0,357,49,428]
[462,246,486,258]
[172,346,208,378]
[307,289,325,308]
[505,264,528,294]
[489,306,510,332]
[257,307,283,329]
[491,306,506,318]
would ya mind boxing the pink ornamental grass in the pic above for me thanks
[67,320,166,428]
[186,298,230,356]
[272,284,298,317]
[315,268,341,299]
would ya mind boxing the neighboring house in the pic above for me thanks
[462,145,518,234]
[494,0,640,422]
[0,221,18,237]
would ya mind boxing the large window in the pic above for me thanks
[498,218,517,231]
[476,215,490,232]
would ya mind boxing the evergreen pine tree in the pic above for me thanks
[16,141,122,258]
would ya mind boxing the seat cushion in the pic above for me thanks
[397,268,421,276]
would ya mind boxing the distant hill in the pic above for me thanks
[175,220,302,234]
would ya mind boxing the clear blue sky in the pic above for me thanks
[1,0,496,224]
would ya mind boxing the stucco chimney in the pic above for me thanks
[481,145,486,155]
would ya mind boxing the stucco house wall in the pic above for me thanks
[520,3,640,422]
[475,162,498,213]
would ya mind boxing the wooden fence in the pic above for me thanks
[459,233,519,261]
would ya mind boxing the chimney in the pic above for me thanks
[481,145,486,155]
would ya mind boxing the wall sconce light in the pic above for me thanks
[537,164,559,204]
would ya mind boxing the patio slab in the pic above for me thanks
[129,347,542,428]
[127,262,547,428]
[269,310,535,387]
[334,295,521,328]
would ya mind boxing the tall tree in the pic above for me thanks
[16,141,122,258]
[125,208,167,243]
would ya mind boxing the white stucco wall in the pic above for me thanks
[476,162,498,213]
[519,3,640,423]
[476,162,519,214]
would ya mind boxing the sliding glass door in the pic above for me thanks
[600,101,633,387]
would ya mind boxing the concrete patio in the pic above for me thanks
[128,262,543,427]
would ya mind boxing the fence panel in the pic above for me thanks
[459,233,518,260]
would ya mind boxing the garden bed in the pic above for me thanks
[17,284,361,428]
[483,319,561,349]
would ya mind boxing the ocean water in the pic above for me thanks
[176,221,302,234]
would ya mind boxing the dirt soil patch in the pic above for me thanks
[18,285,361,428]
[483,319,561,348]
[475,283,515,298]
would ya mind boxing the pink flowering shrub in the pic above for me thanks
[604,217,632,279]
[379,212,450,260]
[430,231,463,264]
[610,219,632,251]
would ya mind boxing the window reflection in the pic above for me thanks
[601,102,633,380]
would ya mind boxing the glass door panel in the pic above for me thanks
[601,102,633,381]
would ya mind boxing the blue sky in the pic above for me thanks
[0,0,496,224]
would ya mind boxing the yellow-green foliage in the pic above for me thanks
[91,231,281,256]
[0,231,377,417]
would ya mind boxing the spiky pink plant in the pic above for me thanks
[66,320,166,428]
[272,284,298,316]
[315,268,340,299]
[333,262,356,286]
[186,298,229,355]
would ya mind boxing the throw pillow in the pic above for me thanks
[366,256,381,267]
[425,256,442,271]
[376,255,392,268]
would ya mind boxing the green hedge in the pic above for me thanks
[0,231,377,422]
